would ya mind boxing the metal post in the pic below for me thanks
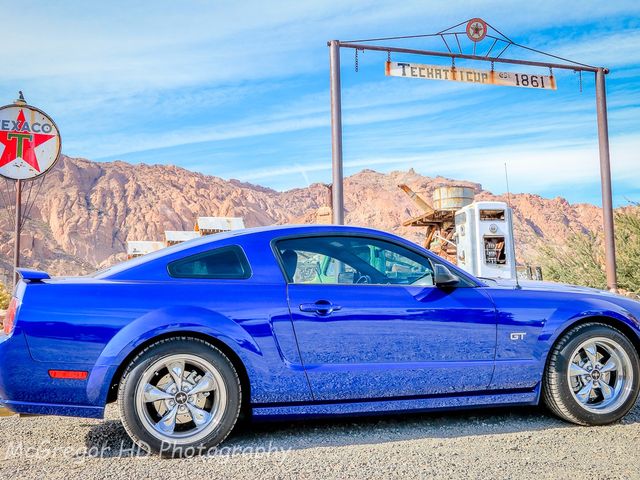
[329,40,344,225]
[337,42,600,73]
[595,68,617,292]
[329,39,616,286]
[13,179,22,289]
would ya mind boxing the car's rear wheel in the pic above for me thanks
[118,337,241,457]
[543,322,640,425]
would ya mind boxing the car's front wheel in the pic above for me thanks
[543,322,640,425]
[118,337,241,457]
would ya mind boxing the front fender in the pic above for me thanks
[539,296,640,363]
[489,288,640,393]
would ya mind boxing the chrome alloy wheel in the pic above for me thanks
[134,353,227,445]
[568,337,634,414]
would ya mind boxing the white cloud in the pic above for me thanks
[1,0,638,205]
[4,1,639,98]
[235,133,639,198]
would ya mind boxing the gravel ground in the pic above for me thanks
[1,401,639,479]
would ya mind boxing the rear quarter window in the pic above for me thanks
[167,246,251,279]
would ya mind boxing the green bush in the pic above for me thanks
[539,206,640,294]
[0,283,10,310]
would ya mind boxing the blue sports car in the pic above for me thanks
[1,225,639,456]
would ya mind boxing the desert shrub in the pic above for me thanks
[539,206,640,294]
[0,283,10,310]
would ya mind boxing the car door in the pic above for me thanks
[275,234,497,401]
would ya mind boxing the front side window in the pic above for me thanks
[168,246,251,279]
[276,236,435,286]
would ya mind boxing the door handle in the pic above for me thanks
[299,300,342,316]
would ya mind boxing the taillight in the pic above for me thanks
[3,297,18,335]
[48,370,89,380]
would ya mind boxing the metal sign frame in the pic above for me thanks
[0,93,62,287]
[327,19,618,291]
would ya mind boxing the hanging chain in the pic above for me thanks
[490,61,494,72]
[549,67,553,77]
[355,49,359,72]
[451,57,456,69]
[574,69,583,93]
[387,50,391,62]
[579,70,583,93]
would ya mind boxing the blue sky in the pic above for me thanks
[2,1,639,205]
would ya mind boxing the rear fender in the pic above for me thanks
[88,305,262,405]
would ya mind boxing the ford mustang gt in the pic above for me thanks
[1,225,639,456]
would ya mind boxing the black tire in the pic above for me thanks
[543,322,640,425]
[118,337,241,457]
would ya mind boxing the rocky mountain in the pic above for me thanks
[0,155,603,282]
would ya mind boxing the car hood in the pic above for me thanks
[480,278,640,323]
[480,278,616,296]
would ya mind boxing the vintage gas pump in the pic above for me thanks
[454,201,517,280]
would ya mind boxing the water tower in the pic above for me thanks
[399,184,474,262]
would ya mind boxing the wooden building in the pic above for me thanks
[164,231,201,246]
[194,217,245,236]
[126,241,165,259]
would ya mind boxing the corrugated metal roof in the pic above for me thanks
[126,241,165,255]
[164,231,201,242]
[195,216,245,231]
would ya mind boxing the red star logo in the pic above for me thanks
[0,109,56,172]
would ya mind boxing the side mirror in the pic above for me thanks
[434,264,459,288]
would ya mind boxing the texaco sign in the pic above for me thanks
[466,18,487,42]
[0,103,61,180]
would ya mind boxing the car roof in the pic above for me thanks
[94,224,400,279]
[181,224,398,246]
